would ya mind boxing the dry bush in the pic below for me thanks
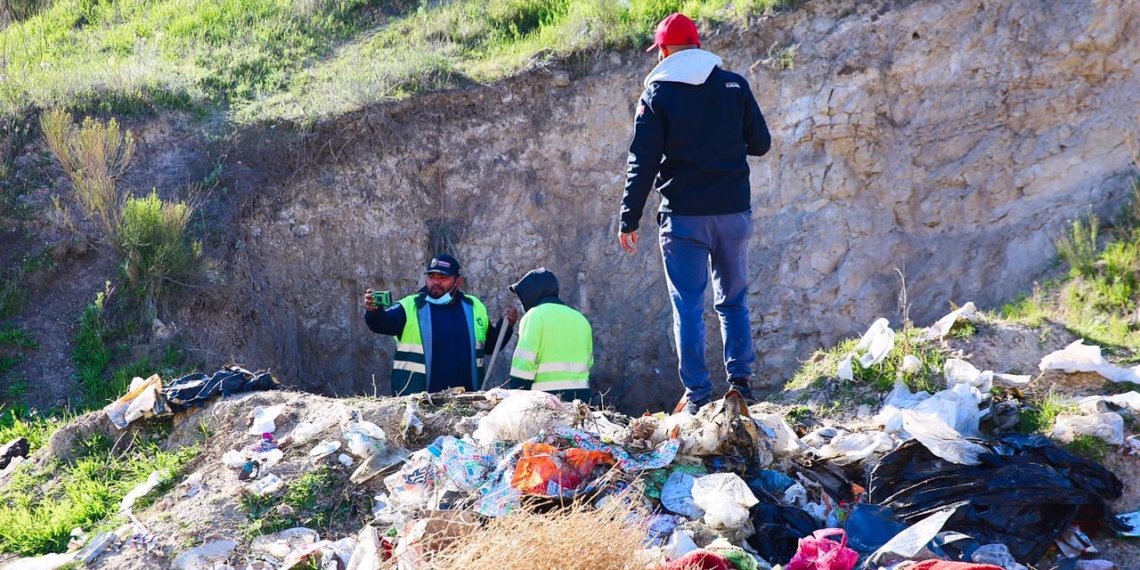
[40,108,135,249]
[429,497,651,570]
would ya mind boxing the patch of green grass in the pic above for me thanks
[787,328,949,396]
[1063,434,1110,463]
[240,465,346,538]
[0,407,61,453]
[2,0,798,123]
[1018,389,1076,434]
[0,325,38,349]
[250,0,791,123]
[785,404,812,423]
[0,439,199,556]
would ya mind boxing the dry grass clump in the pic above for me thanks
[430,498,651,570]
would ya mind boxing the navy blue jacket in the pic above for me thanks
[364,289,512,392]
[620,54,771,233]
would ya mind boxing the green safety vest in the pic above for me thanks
[509,302,593,400]
[391,293,489,395]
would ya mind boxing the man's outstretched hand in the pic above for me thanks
[619,230,638,254]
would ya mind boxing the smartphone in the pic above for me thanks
[371,290,392,308]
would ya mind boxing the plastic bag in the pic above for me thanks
[289,417,336,445]
[901,410,987,465]
[816,431,893,466]
[1053,413,1124,445]
[900,355,923,374]
[912,383,983,436]
[923,302,979,341]
[510,442,613,497]
[105,374,166,429]
[249,404,286,435]
[1079,391,1140,414]
[661,471,704,518]
[866,507,956,567]
[752,413,811,458]
[785,529,858,570]
[691,473,759,530]
[172,539,237,570]
[944,359,993,393]
[971,543,1028,570]
[120,470,168,512]
[1039,339,1140,383]
[856,318,896,368]
[343,420,388,458]
[345,526,382,570]
[471,391,574,446]
[309,440,341,461]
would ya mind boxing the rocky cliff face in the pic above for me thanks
[188,0,1139,413]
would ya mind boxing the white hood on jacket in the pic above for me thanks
[643,49,724,89]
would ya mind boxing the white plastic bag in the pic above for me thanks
[752,413,811,457]
[1053,413,1124,445]
[104,374,165,429]
[912,382,983,436]
[901,410,987,465]
[691,473,759,530]
[1079,392,1140,414]
[172,539,237,570]
[856,318,896,368]
[923,302,978,341]
[944,359,993,393]
[289,417,336,444]
[345,525,382,570]
[900,355,923,374]
[471,390,574,446]
[249,404,287,435]
[120,469,168,512]
[249,474,285,496]
[309,440,341,461]
[817,431,894,466]
[1040,339,1140,383]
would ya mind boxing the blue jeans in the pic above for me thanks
[658,211,756,403]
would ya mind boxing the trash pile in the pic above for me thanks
[4,305,1140,570]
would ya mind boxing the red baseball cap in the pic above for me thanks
[646,13,701,52]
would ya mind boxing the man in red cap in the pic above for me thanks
[617,13,772,414]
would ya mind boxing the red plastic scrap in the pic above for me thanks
[660,550,734,570]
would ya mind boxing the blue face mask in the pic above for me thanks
[425,291,452,305]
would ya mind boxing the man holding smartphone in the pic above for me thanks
[363,254,518,395]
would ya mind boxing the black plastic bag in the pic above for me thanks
[746,503,821,564]
[867,434,1123,563]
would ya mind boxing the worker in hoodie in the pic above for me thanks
[507,268,593,403]
[617,13,772,414]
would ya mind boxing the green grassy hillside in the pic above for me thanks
[1,0,790,123]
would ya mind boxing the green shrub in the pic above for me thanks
[1055,214,1099,278]
[40,109,134,249]
[119,191,203,317]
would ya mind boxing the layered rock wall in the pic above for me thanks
[195,0,1140,412]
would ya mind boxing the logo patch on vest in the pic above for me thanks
[725,82,741,89]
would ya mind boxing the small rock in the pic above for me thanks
[552,70,571,87]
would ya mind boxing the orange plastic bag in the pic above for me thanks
[511,442,614,496]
